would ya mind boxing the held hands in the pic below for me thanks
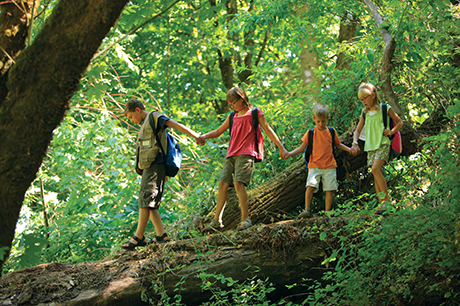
[350,143,360,156]
[196,135,206,146]
[279,147,289,159]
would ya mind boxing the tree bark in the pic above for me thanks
[336,12,358,70]
[0,219,332,305]
[0,0,129,272]
[0,0,39,107]
[363,0,405,117]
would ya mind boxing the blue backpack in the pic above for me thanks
[229,106,263,163]
[148,113,182,177]
[304,127,336,173]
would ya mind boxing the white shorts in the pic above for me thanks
[306,168,337,193]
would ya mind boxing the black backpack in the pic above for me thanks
[229,106,262,163]
[303,127,336,173]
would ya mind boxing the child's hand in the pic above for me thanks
[280,148,289,159]
[196,135,206,146]
[350,145,360,156]
[383,129,392,136]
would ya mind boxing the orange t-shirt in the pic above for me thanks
[302,127,341,169]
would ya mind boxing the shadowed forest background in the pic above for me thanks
[0,0,459,305]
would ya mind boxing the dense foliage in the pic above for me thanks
[2,0,459,304]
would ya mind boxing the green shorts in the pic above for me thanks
[220,155,255,186]
[367,143,390,167]
[139,163,165,209]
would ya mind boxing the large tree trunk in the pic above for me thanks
[208,122,424,230]
[0,0,129,272]
[0,218,332,305]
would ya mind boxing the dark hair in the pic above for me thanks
[226,87,250,107]
[124,99,145,115]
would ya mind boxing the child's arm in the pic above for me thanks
[336,142,351,154]
[384,108,403,136]
[351,113,365,156]
[286,141,308,159]
[166,119,204,145]
[258,115,289,159]
[199,117,230,142]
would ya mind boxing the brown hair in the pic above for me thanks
[123,99,145,116]
[226,87,250,108]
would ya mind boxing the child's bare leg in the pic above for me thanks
[215,181,230,221]
[134,207,150,239]
[325,191,333,211]
[305,186,315,210]
[150,209,166,237]
[122,207,150,247]
[371,159,390,203]
[234,181,249,219]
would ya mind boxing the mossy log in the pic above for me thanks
[0,218,338,306]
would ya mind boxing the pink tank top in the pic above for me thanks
[227,108,264,159]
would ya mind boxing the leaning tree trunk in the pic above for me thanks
[0,0,129,272]
[208,122,424,230]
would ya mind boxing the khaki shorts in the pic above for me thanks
[139,163,165,209]
[367,144,390,167]
[306,168,337,193]
[220,155,255,186]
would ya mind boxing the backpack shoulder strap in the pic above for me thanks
[382,103,388,129]
[328,127,336,147]
[307,128,314,154]
[228,111,236,136]
[252,106,258,128]
[148,112,166,157]
[252,106,260,156]
[304,128,315,167]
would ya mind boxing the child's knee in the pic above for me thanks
[218,181,230,190]
[234,181,246,191]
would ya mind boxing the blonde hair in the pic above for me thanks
[312,104,329,118]
[227,87,250,108]
[358,82,381,113]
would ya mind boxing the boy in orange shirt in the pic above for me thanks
[286,104,351,218]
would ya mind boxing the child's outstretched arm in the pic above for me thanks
[384,108,403,136]
[351,113,365,156]
[166,119,205,145]
[336,142,351,154]
[258,116,289,159]
[199,117,230,143]
[286,141,308,159]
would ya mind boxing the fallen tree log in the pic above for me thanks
[208,121,423,230]
[0,218,338,306]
